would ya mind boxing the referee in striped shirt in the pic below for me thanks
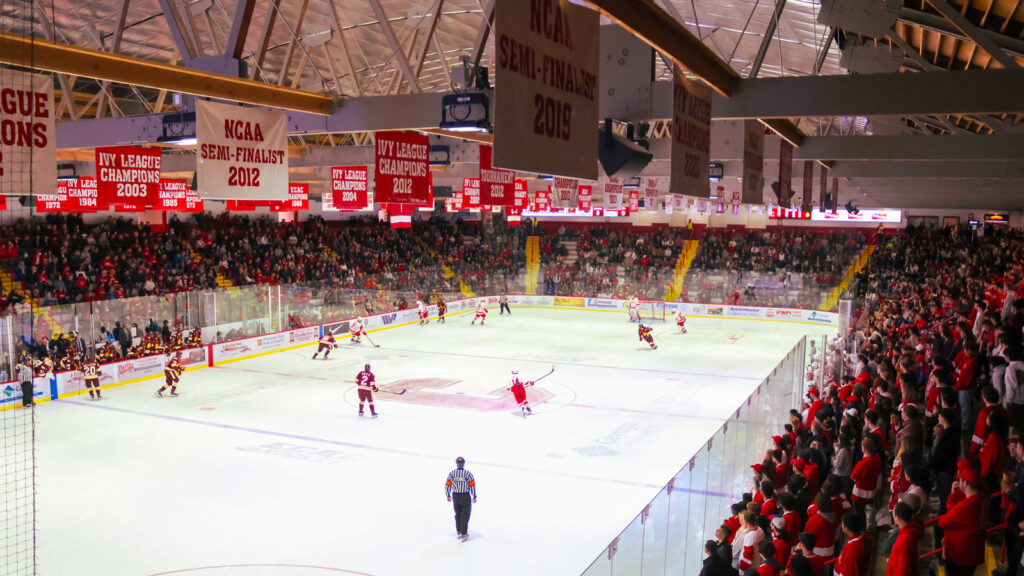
[445,456,477,541]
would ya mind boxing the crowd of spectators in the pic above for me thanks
[702,223,1024,576]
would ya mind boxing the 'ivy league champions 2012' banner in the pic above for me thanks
[196,99,289,200]
[374,131,430,205]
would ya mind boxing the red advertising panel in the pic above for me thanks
[95,146,161,209]
[578,185,592,211]
[374,131,430,204]
[272,183,309,212]
[328,166,369,210]
[479,145,515,206]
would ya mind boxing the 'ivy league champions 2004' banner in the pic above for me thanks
[196,99,289,201]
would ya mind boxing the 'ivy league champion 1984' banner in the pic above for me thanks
[196,99,288,200]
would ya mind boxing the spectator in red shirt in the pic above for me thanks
[833,514,871,576]
[954,342,980,426]
[886,502,922,576]
[851,436,883,530]
[937,466,989,576]
[788,532,826,576]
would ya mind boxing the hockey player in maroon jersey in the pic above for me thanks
[34,356,53,379]
[471,302,488,325]
[156,351,183,398]
[187,327,202,348]
[350,317,366,344]
[437,298,448,323]
[356,363,378,418]
[508,370,535,417]
[97,340,119,363]
[638,324,658,350]
[675,310,688,333]
[311,333,338,360]
[82,354,101,400]
[169,328,185,352]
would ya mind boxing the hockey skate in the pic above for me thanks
[169,391,180,397]
[155,390,163,398]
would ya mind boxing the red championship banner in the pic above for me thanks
[226,199,259,211]
[479,145,515,206]
[628,189,639,212]
[741,120,764,205]
[552,177,578,208]
[534,187,550,211]
[37,184,68,212]
[494,0,599,180]
[64,176,99,212]
[0,195,7,210]
[328,166,369,210]
[1,71,57,197]
[671,68,712,198]
[182,188,203,213]
[95,146,160,208]
[375,131,430,204]
[513,179,528,209]
[272,183,309,212]
[463,177,481,209]
[155,179,190,210]
[604,177,623,210]
[196,99,288,200]
[446,191,465,213]
[578,185,592,211]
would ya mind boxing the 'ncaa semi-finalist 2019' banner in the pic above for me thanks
[196,99,288,200]
[0,70,57,197]
[494,0,599,180]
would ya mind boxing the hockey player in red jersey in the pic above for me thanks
[311,333,338,359]
[638,324,657,350]
[508,370,535,417]
[82,354,101,400]
[437,298,448,324]
[356,363,378,418]
[417,300,429,326]
[675,310,688,333]
[350,317,366,344]
[156,351,183,397]
[471,302,488,325]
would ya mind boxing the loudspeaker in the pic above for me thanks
[598,122,653,180]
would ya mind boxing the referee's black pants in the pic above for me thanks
[499,303,511,315]
[20,381,33,407]
[452,492,472,535]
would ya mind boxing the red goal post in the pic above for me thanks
[637,300,666,322]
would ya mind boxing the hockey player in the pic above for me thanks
[82,354,101,400]
[628,295,641,322]
[356,363,378,418]
[312,332,338,360]
[417,300,429,326]
[471,302,488,325]
[187,327,202,348]
[34,355,53,379]
[675,310,688,333]
[97,340,118,363]
[349,317,366,344]
[508,370,535,417]
[156,351,183,398]
[638,323,657,350]
[169,328,184,353]
[437,298,447,324]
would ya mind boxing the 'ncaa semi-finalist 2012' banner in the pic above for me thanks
[0,70,57,197]
[196,99,288,200]
[494,0,599,180]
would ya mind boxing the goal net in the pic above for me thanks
[637,301,667,322]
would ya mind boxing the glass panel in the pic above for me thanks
[664,467,691,576]
[580,548,612,576]
[685,447,709,571]
[610,514,644,576]
[641,489,671,576]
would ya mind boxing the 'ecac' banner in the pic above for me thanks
[514,179,528,209]
[196,99,288,200]
[494,0,599,180]
[374,131,430,205]
[95,146,161,208]
[0,71,57,197]
[327,166,369,210]
[479,145,515,206]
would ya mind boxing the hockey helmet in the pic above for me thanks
[455,456,465,466]
[511,370,519,376]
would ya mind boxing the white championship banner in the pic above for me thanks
[670,69,711,199]
[742,119,764,205]
[494,0,599,180]
[196,100,288,200]
[0,70,56,197]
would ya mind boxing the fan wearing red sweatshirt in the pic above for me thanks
[804,493,839,558]
[885,502,922,576]
[851,436,882,530]
[833,514,872,576]
[937,467,989,576]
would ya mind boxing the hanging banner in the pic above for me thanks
[534,187,550,211]
[0,195,6,210]
[552,177,578,208]
[272,183,309,212]
[741,120,764,205]
[182,187,203,213]
[155,179,190,211]
[95,146,161,208]
[385,202,413,229]
[446,190,465,213]
[831,177,839,214]
[604,177,623,210]
[513,179,529,209]
[226,199,258,211]
[628,189,639,212]
[64,176,99,212]
[374,130,430,205]
[494,0,599,180]
[578,185,592,211]
[479,145,515,206]
[463,177,481,209]
[644,186,659,212]
[328,166,369,210]
[36,185,68,212]
[802,160,813,213]
[196,99,288,200]
[506,206,523,225]
[1,71,57,198]
[819,164,828,212]
[670,68,712,198]
[778,140,793,207]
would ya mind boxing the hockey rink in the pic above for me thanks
[36,308,835,576]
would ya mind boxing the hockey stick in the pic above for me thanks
[532,366,555,383]
[363,332,381,348]
[377,388,407,395]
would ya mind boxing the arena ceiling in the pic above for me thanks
[4,0,1024,210]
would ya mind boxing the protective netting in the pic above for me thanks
[0,404,36,575]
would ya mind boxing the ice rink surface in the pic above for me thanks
[37,308,834,576]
